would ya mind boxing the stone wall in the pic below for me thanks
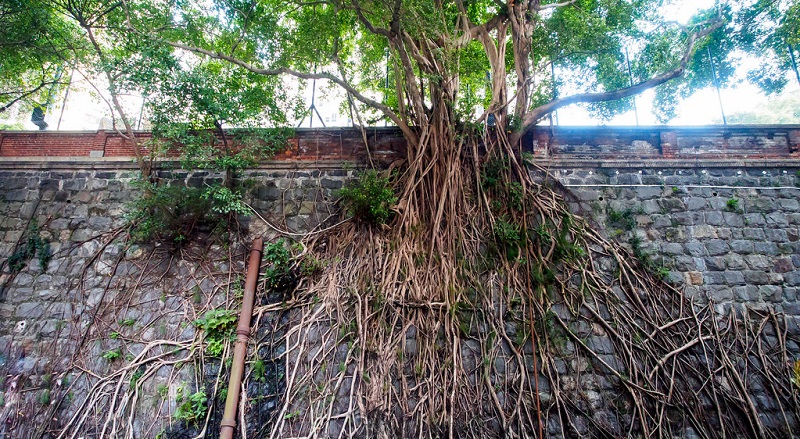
[1,126,799,437]
[552,161,800,315]
[0,162,354,438]
[546,160,800,434]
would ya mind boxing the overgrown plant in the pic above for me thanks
[101,349,121,361]
[127,125,291,247]
[338,170,397,225]
[126,183,235,247]
[7,220,50,273]
[263,239,295,293]
[174,390,208,426]
[193,309,237,357]
[492,217,523,260]
[607,207,637,231]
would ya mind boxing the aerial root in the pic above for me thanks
[272,127,798,438]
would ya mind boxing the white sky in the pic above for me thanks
[4,0,798,131]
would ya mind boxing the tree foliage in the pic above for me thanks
[0,0,83,114]
[733,0,800,93]
[2,0,797,131]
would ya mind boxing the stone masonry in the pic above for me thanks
[0,161,354,438]
[0,125,799,437]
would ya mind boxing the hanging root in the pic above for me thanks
[40,236,264,439]
[264,123,799,439]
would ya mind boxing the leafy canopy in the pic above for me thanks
[0,0,797,132]
[0,0,83,115]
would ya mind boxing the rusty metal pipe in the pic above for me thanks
[220,237,263,439]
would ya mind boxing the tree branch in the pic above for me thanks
[513,19,724,141]
[166,40,417,143]
[451,14,505,49]
[350,0,393,38]
[0,80,57,113]
[82,22,148,175]
[87,1,122,26]
[535,0,578,11]
[400,31,435,72]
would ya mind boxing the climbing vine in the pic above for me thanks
[194,309,237,357]
[7,219,50,273]
[337,170,398,225]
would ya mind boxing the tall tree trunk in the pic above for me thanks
[84,24,150,178]
[509,2,536,123]
[479,21,509,127]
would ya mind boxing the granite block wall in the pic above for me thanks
[0,124,799,437]
[0,164,353,438]
[553,164,800,314]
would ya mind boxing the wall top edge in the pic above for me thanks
[2,157,800,171]
[0,158,362,171]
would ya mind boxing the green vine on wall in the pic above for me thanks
[174,389,208,426]
[193,309,237,357]
[7,219,51,273]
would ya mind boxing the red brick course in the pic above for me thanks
[1,126,798,161]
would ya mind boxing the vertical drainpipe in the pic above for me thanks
[220,237,264,439]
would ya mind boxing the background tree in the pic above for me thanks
[0,0,157,170]
[0,0,81,119]
[725,92,800,123]
[735,0,800,93]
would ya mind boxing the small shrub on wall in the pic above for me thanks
[338,170,397,225]
[126,127,292,247]
[127,181,248,248]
